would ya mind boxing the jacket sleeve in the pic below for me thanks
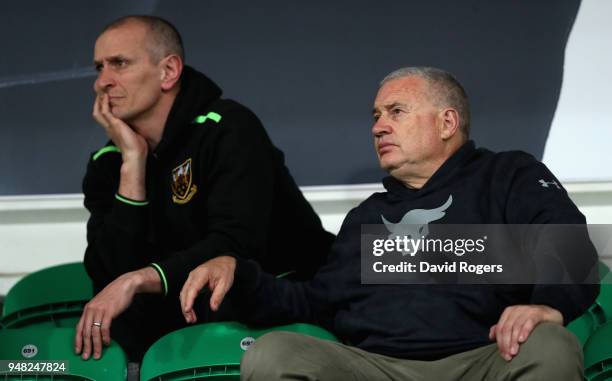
[82,147,159,293]
[226,207,361,329]
[154,106,283,298]
[83,107,330,298]
[82,107,274,297]
[504,154,599,324]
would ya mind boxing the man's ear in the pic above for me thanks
[160,55,183,91]
[439,108,460,140]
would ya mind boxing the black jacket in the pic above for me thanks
[83,66,334,298]
[233,141,599,360]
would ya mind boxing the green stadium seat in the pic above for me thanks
[1,262,93,329]
[584,321,612,381]
[567,261,612,346]
[599,261,611,279]
[567,305,604,347]
[140,322,338,381]
[596,266,612,322]
[0,327,127,380]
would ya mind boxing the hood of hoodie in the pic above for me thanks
[154,66,222,157]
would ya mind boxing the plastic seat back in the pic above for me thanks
[1,262,93,329]
[596,265,612,322]
[567,261,612,346]
[584,321,612,381]
[140,322,338,381]
[0,327,127,380]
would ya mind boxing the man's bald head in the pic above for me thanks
[100,15,184,64]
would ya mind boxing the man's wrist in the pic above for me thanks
[118,160,147,201]
[120,158,147,178]
[121,149,148,163]
[541,305,563,324]
[132,267,163,294]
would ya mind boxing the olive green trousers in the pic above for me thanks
[241,322,582,380]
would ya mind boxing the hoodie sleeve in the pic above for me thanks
[503,154,599,323]
[226,207,362,329]
[82,146,160,293]
[153,105,283,298]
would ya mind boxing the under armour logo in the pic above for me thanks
[539,179,561,189]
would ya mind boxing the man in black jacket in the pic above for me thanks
[74,15,334,362]
[180,67,599,380]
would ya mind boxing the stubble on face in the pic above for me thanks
[374,78,436,159]
[372,76,450,187]
[93,22,162,124]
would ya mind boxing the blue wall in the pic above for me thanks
[0,0,580,194]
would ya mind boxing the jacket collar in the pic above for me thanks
[154,66,222,157]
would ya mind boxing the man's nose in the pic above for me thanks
[94,68,115,93]
[372,117,391,137]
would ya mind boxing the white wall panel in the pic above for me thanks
[1,182,611,295]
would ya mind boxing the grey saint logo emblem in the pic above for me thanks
[381,195,453,255]
[539,179,561,189]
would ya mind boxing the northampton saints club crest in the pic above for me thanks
[171,158,198,204]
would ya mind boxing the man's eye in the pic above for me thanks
[392,108,402,115]
[94,64,103,72]
[373,115,380,122]
[111,59,127,67]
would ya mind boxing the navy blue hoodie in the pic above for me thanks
[232,141,599,360]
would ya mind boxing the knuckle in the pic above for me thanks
[188,270,198,278]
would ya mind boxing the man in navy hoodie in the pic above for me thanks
[180,67,598,380]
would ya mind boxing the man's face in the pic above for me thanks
[93,22,163,123]
[372,76,445,175]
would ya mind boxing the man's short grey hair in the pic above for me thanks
[380,67,470,138]
[101,15,185,63]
